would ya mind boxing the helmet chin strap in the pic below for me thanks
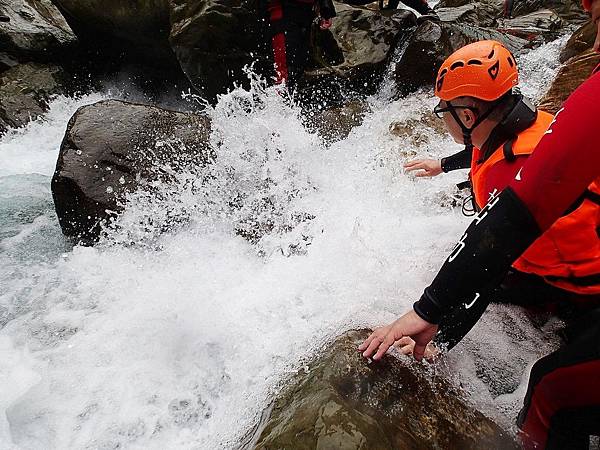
[448,100,500,152]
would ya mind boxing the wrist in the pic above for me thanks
[440,157,448,173]
[413,289,443,325]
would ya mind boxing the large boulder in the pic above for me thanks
[0,0,76,62]
[51,100,212,243]
[0,62,66,133]
[392,21,526,97]
[253,330,519,449]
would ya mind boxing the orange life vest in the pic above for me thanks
[471,111,600,295]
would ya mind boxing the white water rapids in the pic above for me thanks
[0,37,568,449]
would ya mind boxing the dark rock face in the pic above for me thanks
[0,0,76,60]
[0,62,66,133]
[51,100,212,243]
[392,20,526,97]
[252,330,519,450]
[168,0,265,101]
[51,0,173,63]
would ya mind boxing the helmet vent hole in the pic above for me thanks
[488,49,495,59]
[439,68,448,77]
[467,59,482,66]
[507,57,514,67]
[450,61,465,70]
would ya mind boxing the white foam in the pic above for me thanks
[0,36,568,448]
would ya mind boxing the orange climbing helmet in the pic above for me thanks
[582,0,593,11]
[435,40,519,102]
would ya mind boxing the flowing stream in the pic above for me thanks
[0,36,568,449]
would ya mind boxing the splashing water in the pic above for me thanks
[0,37,566,449]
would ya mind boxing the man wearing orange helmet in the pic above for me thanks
[359,6,600,447]
[404,39,600,351]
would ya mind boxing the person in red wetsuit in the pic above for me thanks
[263,0,336,89]
[358,2,600,447]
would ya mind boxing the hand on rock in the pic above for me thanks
[320,18,332,30]
[358,310,438,361]
[404,158,443,177]
[395,336,440,362]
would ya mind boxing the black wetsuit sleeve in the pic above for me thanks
[434,288,494,349]
[413,187,540,324]
[440,148,472,172]
[318,0,336,19]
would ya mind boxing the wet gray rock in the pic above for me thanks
[436,0,587,27]
[303,5,417,95]
[0,0,76,60]
[510,0,587,26]
[51,100,213,243]
[496,9,564,41]
[0,62,66,133]
[252,330,519,450]
[435,1,501,27]
[393,21,527,97]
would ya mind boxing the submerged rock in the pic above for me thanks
[305,100,371,142]
[252,330,518,450]
[0,62,66,133]
[0,0,76,61]
[51,100,212,243]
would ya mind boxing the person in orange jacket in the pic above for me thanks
[402,40,600,350]
[359,1,600,447]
